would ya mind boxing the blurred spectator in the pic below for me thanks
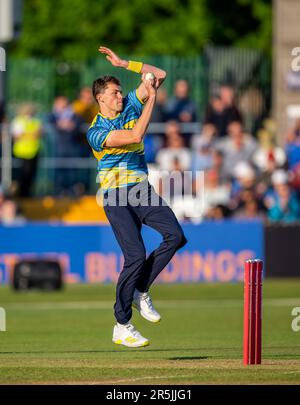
[284,118,300,195]
[233,197,266,220]
[252,128,286,198]
[72,87,97,190]
[195,168,231,218]
[0,198,26,225]
[191,123,217,151]
[144,88,168,163]
[230,161,257,209]
[156,123,191,171]
[72,86,98,125]
[159,156,193,201]
[162,119,190,148]
[144,134,163,164]
[163,120,182,145]
[205,85,243,137]
[151,87,168,123]
[48,96,81,195]
[167,161,198,223]
[216,121,257,178]
[239,87,265,134]
[190,123,217,173]
[72,86,98,157]
[285,117,300,143]
[233,161,256,186]
[191,141,212,173]
[11,103,42,197]
[265,169,300,222]
[205,204,231,220]
[204,95,226,137]
[229,163,266,220]
[211,149,230,184]
[158,143,193,222]
[165,80,197,123]
[252,129,286,173]
[219,84,243,127]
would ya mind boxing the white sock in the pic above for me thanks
[117,322,129,328]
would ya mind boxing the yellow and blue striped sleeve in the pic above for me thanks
[87,126,111,152]
[125,90,144,116]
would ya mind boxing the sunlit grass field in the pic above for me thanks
[0,280,300,384]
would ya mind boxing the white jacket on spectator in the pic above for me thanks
[252,146,286,172]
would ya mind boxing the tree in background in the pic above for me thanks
[207,0,272,52]
[9,0,271,59]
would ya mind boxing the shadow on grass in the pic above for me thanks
[0,348,211,355]
[169,356,209,360]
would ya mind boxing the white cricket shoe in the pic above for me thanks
[132,290,161,323]
[112,323,149,348]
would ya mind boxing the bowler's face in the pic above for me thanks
[100,83,123,113]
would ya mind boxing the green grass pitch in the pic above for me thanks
[0,280,300,384]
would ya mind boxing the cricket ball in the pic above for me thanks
[145,72,155,81]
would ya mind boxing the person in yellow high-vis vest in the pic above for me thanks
[11,103,42,197]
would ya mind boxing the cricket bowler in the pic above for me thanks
[87,46,187,347]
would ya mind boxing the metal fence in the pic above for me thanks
[6,55,208,119]
[6,47,271,122]
[204,46,271,133]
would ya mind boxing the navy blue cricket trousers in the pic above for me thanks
[103,181,187,324]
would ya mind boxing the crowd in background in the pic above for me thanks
[144,81,300,223]
[1,79,300,224]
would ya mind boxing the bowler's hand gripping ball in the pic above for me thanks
[145,72,155,81]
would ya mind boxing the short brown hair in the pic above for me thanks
[92,76,121,101]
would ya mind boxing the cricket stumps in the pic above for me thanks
[243,259,263,365]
